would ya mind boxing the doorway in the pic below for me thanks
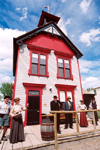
[27,95,40,125]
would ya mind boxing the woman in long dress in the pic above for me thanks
[77,100,88,127]
[9,97,27,143]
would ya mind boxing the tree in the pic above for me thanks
[0,83,13,100]
[0,95,3,101]
[87,87,93,92]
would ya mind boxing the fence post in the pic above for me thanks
[92,110,96,131]
[54,113,58,150]
[76,112,79,133]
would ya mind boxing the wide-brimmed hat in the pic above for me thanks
[80,100,84,102]
[67,96,71,100]
[14,97,20,102]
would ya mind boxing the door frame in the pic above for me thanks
[23,82,46,126]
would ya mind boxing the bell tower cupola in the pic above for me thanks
[38,10,60,27]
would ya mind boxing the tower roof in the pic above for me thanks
[38,10,60,27]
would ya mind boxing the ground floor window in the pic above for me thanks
[55,84,77,110]
[59,90,73,108]
[60,91,73,102]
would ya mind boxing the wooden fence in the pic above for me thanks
[47,109,100,150]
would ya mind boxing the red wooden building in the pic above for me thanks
[12,11,83,126]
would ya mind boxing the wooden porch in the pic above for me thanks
[0,119,100,150]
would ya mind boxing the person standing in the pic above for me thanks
[63,96,74,129]
[0,95,11,143]
[9,97,27,143]
[89,98,98,125]
[50,96,62,134]
[77,100,88,127]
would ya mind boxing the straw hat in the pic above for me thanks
[67,96,71,100]
[14,97,20,102]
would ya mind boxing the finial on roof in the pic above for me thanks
[44,6,49,13]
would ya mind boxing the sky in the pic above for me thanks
[0,0,100,90]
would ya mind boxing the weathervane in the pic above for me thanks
[44,6,49,13]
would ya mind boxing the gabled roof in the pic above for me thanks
[13,21,83,76]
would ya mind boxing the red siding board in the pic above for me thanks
[24,34,75,55]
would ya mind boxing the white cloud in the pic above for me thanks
[0,28,26,60]
[2,76,12,83]
[65,19,71,25]
[15,8,21,11]
[0,73,13,85]
[58,17,67,35]
[20,7,28,21]
[61,0,66,3]
[79,59,100,73]
[0,59,12,71]
[82,77,100,89]
[85,77,98,82]
[80,0,92,14]
[0,28,25,86]
[79,59,92,73]
[79,59,100,89]
[79,28,100,46]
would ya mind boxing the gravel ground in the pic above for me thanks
[30,135,100,150]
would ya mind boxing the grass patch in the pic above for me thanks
[98,111,100,119]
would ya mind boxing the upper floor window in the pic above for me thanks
[31,53,38,74]
[58,58,70,78]
[31,53,46,75]
[65,59,70,78]
[40,55,46,75]
[28,45,51,77]
[54,51,74,80]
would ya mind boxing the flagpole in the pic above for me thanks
[44,6,49,13]
[48,6,49,13]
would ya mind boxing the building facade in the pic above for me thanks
[12,11,83,126]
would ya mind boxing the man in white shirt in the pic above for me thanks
[0,95,11,142]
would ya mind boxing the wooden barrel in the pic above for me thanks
[41,117,54,141]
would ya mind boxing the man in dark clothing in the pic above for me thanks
[50,96,62,134]
[63,96,74,129]
[90,98,98,125]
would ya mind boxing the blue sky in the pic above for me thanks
[0,0,100,90]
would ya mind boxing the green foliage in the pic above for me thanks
[87,88,93,92]
[0,95,3,101]
[0,83,13,100]
[98,111,100,119]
